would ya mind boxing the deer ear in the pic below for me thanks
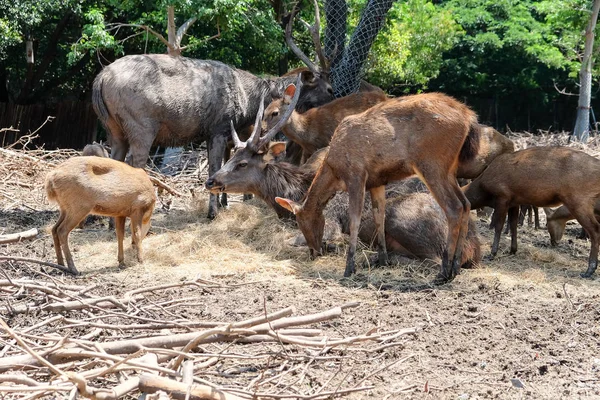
[284,84,296,103]
[268,142,287,160]
[275,197,302,214]
[300,70,316,83]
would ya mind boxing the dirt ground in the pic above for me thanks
[1,137,600,399]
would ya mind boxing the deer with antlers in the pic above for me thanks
[274,93,481,281]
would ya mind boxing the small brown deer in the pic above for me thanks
[82,142,110,158]
[275,92,481,280]
[45,157,155,275]
[545,205,599,245]
[463,146,600,278]
[263,89,388,162]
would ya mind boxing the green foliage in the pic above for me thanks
[347,0,462,90]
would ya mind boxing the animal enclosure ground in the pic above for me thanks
[1,133,600,399]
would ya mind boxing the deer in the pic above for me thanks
[82,142,110,158]
[545,205,598,246]
[45,157,156,275]
[206,132,481,268]
[262,89,388,162]
[462,146,600,278]
[271,92,480,281]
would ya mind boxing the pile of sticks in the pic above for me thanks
[0,271,417,399]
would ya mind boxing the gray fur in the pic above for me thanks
[92,54,333,218]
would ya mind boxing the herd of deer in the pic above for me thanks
[44,6,600,282]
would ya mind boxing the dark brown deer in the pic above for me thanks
[457,125,514,179]
[263,89,388,162]
[207,138,481,267]
[45,157,155,275]
[545,205,598,245]
[274,93,481,280]
[463,146,600,278]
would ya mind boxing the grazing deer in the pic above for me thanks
[263,89,388,162]
[463,146,600,278]
[45,157,155,275]
[545,205,598,245]
[207,132,481,267]
[274,93,481,280]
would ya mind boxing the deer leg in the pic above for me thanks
[449,180,471,277]
[508,206,519,254]
[115,216,126,267]
[51,211,67,266]
[57,209,90,275]
[491,202,509,258]
[567,204,600,278]
[421,171,465,282]
[370,185,388,267]
[533,207,540,229]
[207,133,228,219]
[129,215,144,264]
[518,205,527,226]
[344,179,367,277]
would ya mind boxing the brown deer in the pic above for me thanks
[82,142,110,158]
[463,146,600,278]
[207,135,481,267]
[45,157,156,275]
[457,125,514,179]
[545,205,598,245]
[263,89,388,162]
[274,92,481,280]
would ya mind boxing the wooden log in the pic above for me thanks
[139,374,246,400]
[0,228,38,244]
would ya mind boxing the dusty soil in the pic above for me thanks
[1,136,600,399]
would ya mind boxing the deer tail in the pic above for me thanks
[45,174,57,204]
[459,117,481,163]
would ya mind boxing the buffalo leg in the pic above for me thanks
[207,133,228,219]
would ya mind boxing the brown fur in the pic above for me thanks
[463,146,600,278]
[276,92,480,280]
[457,125,514,179]
[545,205,599,245]
[45,157,155,275]
[264,91,388,162]
[208,144,481,267]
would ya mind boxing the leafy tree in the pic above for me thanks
[572,0,600,142]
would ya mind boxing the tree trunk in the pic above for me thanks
[167,6,181,56]
[330,0,394,97]
[15,12,72,104]
[324,0,348,71]
[573,0,600,142]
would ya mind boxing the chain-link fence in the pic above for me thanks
[326,0,395,97]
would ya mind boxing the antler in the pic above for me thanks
[230,92,266,151]
[285,1,329,75]
[253,74,303,151]
[230,74,303,153]
[299,0,329,73]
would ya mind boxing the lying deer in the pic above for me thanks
[463,146,600,278]
[272,92,480,280]
[45,157,155,275]
[207,137,481,267]
[263,89,388,162]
